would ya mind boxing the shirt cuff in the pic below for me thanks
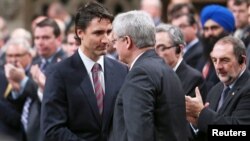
[11,76,29,99]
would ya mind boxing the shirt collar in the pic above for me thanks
[129,52,145,71]
[78,48,104,73]
[173,57,183,71]
[183,38,199,54]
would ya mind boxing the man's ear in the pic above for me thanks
[125,36,132,49]
[77,29,84,40]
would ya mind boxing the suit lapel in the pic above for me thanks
[219,70,250,112]
[208,83,223,110]
[102,57,117,128]
[73,53,102,124]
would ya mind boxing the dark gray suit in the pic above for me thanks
[111,49,188,141]
[176,60,207,102]
[41,52,128,141]
[195,70,250,141]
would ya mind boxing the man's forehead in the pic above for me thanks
[204,19,221,27]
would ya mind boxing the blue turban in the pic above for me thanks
[200,5,235,33]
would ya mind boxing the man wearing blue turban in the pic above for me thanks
[197,4,235,89]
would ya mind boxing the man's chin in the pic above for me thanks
[97,49,107,55]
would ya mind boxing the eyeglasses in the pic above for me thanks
[156,44,176,52]
[111,36,126,44]
[6,52,27,58]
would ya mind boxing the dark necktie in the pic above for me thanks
[217,86,230,111]
[91,63,104,115]
[40,59,49,73]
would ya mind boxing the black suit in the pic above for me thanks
[183,41,203,69]
[0,71,23,141]
[194,70,250,141]
[111,49,187,141]
[41,52,128,141]
[176,60,207,102]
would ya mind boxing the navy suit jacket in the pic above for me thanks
[183,41,203,69]
[41,52,128,141]
[111,49,188,141]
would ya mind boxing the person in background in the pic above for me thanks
[47,1,74,34]
[140,0,162,26]
[186,36,250,141]
[0,16,9,68]
[196,5,235,89]
[2,38,41,141]
[110,10,187,141]
[155,23,207,102]
[63,26,79,57]
[41,2,128,141]
[172,14,203,69]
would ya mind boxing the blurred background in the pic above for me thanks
[0,0,226,33]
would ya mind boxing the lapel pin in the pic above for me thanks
[232,92,235,96]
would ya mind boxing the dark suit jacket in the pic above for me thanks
[19,79,41,141]
[196,57,219,90]
[195,70,250,141]
[176,60,207,102]
[41,52,128,141]
[183,41,203,69]
[0,70,23,141]
[32,48,68,74]
[175,61,207,141]
[6,78,40,141]
[111,49,188,141]
[0,66,41,141]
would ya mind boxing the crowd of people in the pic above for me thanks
[1,0,250,141]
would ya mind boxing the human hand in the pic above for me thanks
[185,87,205,118]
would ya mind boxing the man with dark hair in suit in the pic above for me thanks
[171,14,203,69]
[186,36,250,141]
[32,17,67,73]
[41,1,128,141]
[110,10,187,141]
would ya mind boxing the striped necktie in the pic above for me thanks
[21,97,32,131]
[91,63,105,115]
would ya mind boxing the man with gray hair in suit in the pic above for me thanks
[110,10,187,141]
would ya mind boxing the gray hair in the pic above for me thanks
[10,28,32,44]
[112,10,156,48]
[215,36,246,64]
[3,38,32,54]
[156,23,186,46]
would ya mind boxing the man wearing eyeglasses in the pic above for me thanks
[0,37,40,141]
[155,23,207,103]
[197,5,235,90]
[110,11,187,141]
[155,24,207,141]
